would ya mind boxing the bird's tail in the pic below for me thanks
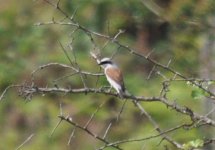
[118,87,129,99]
[118,87,134,99]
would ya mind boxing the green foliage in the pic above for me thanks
[0,0,214,149]
[182,139,204,150]
[191,89,205,100]
[187,81,211,100]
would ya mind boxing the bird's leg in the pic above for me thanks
[107,86,113,93]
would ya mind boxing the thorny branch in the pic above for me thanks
[1,0,215,149]
[15,83,215,149]
[17,86,215,126]
[35,0,215,100]
[58,115,123,150]
[98,123,187,149]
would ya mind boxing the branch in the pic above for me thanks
[58,115,122,150]
[0,84,23,101]
[98,123,187,149]
[4,1,214,149]
[18,86,215,126]
[15,133,34,150]
[132,100,183,149]
[36,1,215,101]
[141,0,165,19]
[31,62,103,79]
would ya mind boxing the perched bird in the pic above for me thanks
[99,57,125,98]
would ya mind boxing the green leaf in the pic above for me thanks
[191,89,204,100]
[182,139,204,150]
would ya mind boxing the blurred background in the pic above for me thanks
[0,0,215,149]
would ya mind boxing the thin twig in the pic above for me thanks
[50,119,63,137]
[116,99,127,121]
[103,122,112,139]
[84,101,106,128]
[68,128,76,145]
[58,115,122,150]
[15,133,34,150]
[0,84,22,101]
[98,123,186,149]
[50,102,64,137]
[102,99,128,139]
[132,100,183,149]
[31,62,103,78]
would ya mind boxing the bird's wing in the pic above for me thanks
[105,67,125,91]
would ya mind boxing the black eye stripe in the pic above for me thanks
[100,61,112,65]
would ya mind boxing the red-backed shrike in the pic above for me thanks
[99,58,125,98]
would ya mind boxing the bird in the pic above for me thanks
[99,57,125,99]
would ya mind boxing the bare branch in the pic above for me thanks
[50,103,64,138]
[15,133,34,150]
[102,99,128,140]
[90,51,102,64]
[50,119,63,138]
[141,0,165,20]
[18,85,215,126]
[58,115,122,150]
[147,65,156,80]
[98,123,187,149]
[103,122,112,140]
[84,101,106,129]
[37,1,215,101]
[132,100,183,149]
[31,62,103,79]
[58,41,75,67]
[0,84,22,101]
[4,1,215,149]
[68,128,76,145]
[204,138,215,146]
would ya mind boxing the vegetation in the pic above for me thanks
[0,0,215,149]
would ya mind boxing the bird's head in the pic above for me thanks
[98,57,113,69]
